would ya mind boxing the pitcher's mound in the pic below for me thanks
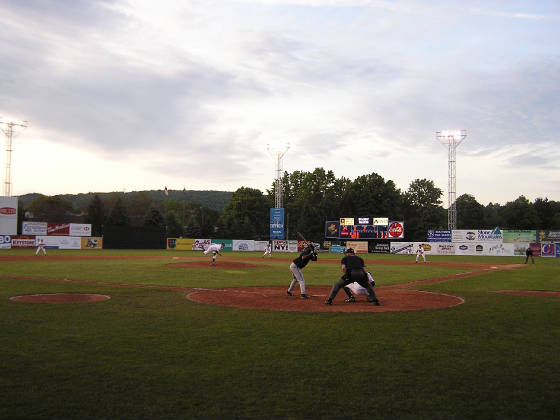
[187,286,464,312]
[10,293,110,303]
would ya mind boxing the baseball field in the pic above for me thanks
[1,249,559,419]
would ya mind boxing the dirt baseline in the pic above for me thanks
[187,286,465,312]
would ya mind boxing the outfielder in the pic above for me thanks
[287,242,317,299]
[204,242,225,265]
[325,248,379,305]
[35,239,47,256]
[262,242,272,258]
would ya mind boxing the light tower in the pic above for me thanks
[267,143,290,208]
[436,129,467,230]
[0,118,28,197]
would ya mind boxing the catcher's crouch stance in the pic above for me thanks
[325,248,380,305]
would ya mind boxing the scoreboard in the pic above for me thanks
[339,224,389,239]
[325,218,404,240]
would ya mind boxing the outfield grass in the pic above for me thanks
[1,249,559,419]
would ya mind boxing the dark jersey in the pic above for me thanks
[293,247,315,269]
[341,254,365,271]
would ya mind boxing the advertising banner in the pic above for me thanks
[485,242,514,256]
[193,238,211,250]
[270,208,285,239]
[167,238,195,250]
[81,237,103,249]
[0,234,11,249]
[22,221,47,235]
[431,242,455,255]
[351,241,369,253]
[541,243,558,258]
[512,242,530,256]
[70,223,92,237]
[36,235,82,250]
[232,240,255,251]
[371,242,391,253]
[427,230,452,242]
[212,239,233,251]
[254,241,269,252]
[388,221,405,239]
[452,230,478,242]
[47,223,70,236]
[273,240,298,252]
[503,230,536,243]
[390,242,414,254]
[0,196,17,235]
[10,235,35,248]
[537,230,560,242]
[477,228,503,242]
[330,245,345,253]
[455,243,475,255]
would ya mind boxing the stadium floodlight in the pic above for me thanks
[0,117,28,197]
[436,129,467,230]
[267,143,290,209]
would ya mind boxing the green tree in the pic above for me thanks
[219,187,269,239]
[455,194,484,229]
[84,194,105,236]
[533,197,560,230]
[165,210,183,237]
[143,206,165,229]
[341,172,403,219]
[126,192,155,227]
[27,195,74,221]
[106,196,129,226]
[403,179,445,241]
[501,196,539,229]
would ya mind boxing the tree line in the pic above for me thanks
[19,168,560,242]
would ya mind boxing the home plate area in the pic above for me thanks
[187,286,464,312]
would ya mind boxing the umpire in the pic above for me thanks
[325,248,380,305]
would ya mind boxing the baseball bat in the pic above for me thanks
[296,231,307,242]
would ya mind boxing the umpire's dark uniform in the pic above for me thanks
[325,248,380,305]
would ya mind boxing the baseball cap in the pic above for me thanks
[345,248,354,254]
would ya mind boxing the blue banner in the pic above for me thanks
[427,230,452,242]
[270,208,285,239]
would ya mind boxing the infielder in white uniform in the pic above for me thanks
[262,242,272,258]
[415,244,426,263]
[35,239,47,256]
[204,243,224,265]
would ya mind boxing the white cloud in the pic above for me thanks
[0,0,558,204]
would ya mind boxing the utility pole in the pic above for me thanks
[267,143,290,208]
[436,129,467,230]
[0,118,28,197]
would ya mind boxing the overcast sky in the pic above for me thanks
[1,0,558,206]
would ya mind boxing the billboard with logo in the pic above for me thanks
[503,230,536,243]
[388,221,405,239]
[427,230,452,242]
[0,197,17,235]
[541,243,560,258]
[270,208,285,239]
[537,231,560,243]
[22,221,48,235]
[452,230,478,242]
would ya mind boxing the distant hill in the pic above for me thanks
[17,189,234,213]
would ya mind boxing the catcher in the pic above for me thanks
[325,248,380,305]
